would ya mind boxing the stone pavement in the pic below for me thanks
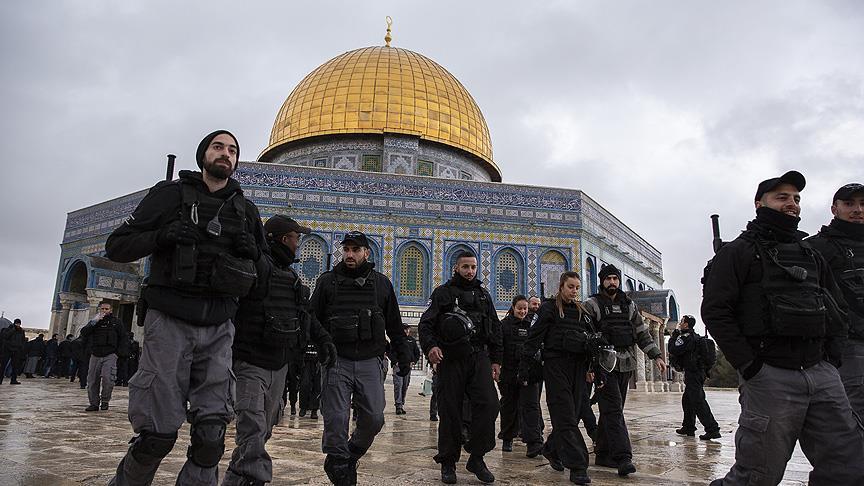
[0,375,813,486]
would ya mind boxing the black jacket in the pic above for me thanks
[26,336,45,358]
[105,171,267,326]
[45,338,59,358]
[668,329,701,372]
[58,338,74,359]
[701,211,847,370]
[310,261,407,362]
[418,275,503,365]
[387,334,421,364]
[0,326,26,354]
[79,315,128,358]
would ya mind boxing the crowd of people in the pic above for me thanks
[4,129,863,486]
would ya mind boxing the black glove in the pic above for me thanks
[739,359,763,380]
[318,342,337,368]
[396,362,412,377]
[234,231,260,261]
[157,219,199,247]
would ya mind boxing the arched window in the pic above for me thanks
[367,238,381,267]
[585,256,597,295]
[540,250,567,299]
[297,235,328,289]
[397,243,428,300]
[626,278,636,292]
[669,295,679,322]
[65,260,88,293]
[638,282,645,291]
[495,249,523,304]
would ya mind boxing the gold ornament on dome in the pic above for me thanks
[260,19,499,181]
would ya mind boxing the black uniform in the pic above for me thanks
[299,343,322,415]
[0,324,26,384]
[105,162,267,486]
[418,275,502,467]
[702,207,864,485]
[668,329,719,435]
[520,300,594,479]
[497,314,543,449]
[807,217,864,417]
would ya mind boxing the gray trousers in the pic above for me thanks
[87,353,118,406]
[321,356,386,460]
[222,360,289,486]
[392,366,410,407]
[109,309,236,486]
[840,340,864,420]
[722,361,864,486]
[24,356,39,374]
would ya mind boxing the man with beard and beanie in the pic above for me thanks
[807,183,864,419]
[0,319,25,385]
[703,171,864,486]
[223,215,337,486]
[668,315,720,440]
[390,324,421,415]
[105,130,268,486]
[80,301,128,411]
[584,264,666,477]
[310,230,412,486]
[419,251,503,485]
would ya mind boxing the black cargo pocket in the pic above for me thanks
[326,362,341,386]
[562,330,587,353]
[329,316,360,343]
[735,410,769,480]
[235,375,264,413]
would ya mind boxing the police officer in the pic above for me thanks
[668,315,720,440]
[419,250,502,485]
[703,171,864,485]
[80,301,127,411]
[584,264,666,477]
[310,230,411,486]
[497,295,543,457]
[391,324,421,415]
[299,340,322,419]
[0,318,25,385]
[223,215,337,486]
[105,130,267,486]
[807,183,864,418]
[519,272,594,485]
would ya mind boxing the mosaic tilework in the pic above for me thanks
[527,247,538,295]
[494,249,522,303]
[398,244,426,299]
[297,235,328,288]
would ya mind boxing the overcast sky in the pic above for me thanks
[2,1,862,329]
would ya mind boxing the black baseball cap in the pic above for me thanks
[340,231,370,248]
[754,170,806,201]
[264,215,311,239]
[833,183,864,202]
[683,315,696,326]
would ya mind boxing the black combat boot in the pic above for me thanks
[100,402,109,411]
[617,461,636,477]
[85,405,99,412]
[700,430,721,440]
[441,462,457,484]
[466,454,495,483]
[299,408,307,417]
[501,440,512,452]
[569,468,591,484]
[430,413,438,422]
[543,448,564,471]
[525,441,543,458]
[676,427,695,437]
[310,409,318,419]
[290,404,297,416]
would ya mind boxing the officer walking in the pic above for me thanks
[391,324,421,415]
[584,264,666,477]
[703,171,864,485]
[807,183,864,418]
[497,295,543,457]
[310,230,412,486]
[0,319,25,385]
[519,272,594,485]
[419,250,502,485]
[105,130,267,486]
[668,315,720,440]
[223,215,337,486]
[79,301,127,411]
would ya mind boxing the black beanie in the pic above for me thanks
[196,130,240,169]
[598,264,621,281]
[683,315,697,328]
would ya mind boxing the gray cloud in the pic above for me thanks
[1,1,862,328]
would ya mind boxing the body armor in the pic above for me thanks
[596,296,636,347]
[502,316,530,368]
[91,319,119,351]
[545,303,591,354]
[736,237,827,338]
[323,271,385,345]
[823,235,864,338]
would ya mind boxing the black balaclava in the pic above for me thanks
[830,217,864,239]
[269,239,297,268]
[749,207,801,242]
[196,130,240,170]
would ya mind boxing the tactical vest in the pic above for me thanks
[597,297,636,347]
[324,271,385,345]
[736,237,827,338]
[149,181,252,296]
[236,265,309,350]
[545,303,591,354]
[91,321,118,350]
[449,285,491,341]
[503,316,531,366]
[826,236,864,338]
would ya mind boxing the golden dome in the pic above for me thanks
[260,46,499,181]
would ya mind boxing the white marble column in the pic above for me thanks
[59,300,73,337]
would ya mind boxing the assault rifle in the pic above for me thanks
[710,214,725,254]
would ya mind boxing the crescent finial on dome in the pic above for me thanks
[385,16,393,47]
